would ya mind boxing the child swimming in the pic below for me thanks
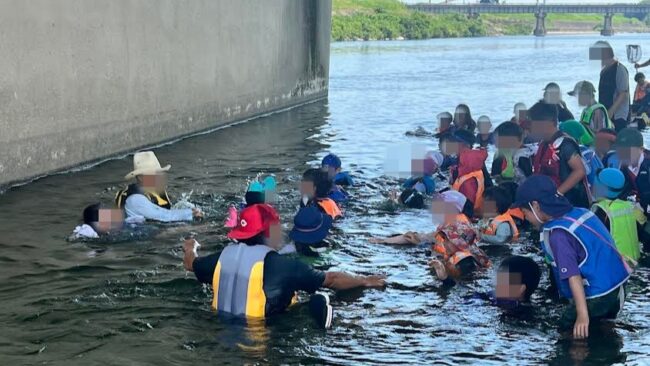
[479,186,519,245]
[301,168,342,220]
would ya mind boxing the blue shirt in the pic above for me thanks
[124,194,193,222]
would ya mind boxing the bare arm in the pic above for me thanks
[183,239,199,271]
[369,231,424,245]
[323,272,386,290]
[557,155,586,195]
[636,59,650,69]
[608,90,629,119]
[568,275,590,339]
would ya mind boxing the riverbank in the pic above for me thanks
[332,0,650,41]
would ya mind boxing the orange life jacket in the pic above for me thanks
[507,208,525,222]
[432,233,475,278]
[452,170,485,212]
[634,81,650,102]
[317,198,342,219]
[455,214,470,224]
[483,213,520,242]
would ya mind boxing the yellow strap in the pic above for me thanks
[211,261,222,311]
[245,262,266,318]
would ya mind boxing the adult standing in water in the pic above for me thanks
[182,204,385,328]
[453,104,477,133]
[115,151,203,222]
[593,41,630,132]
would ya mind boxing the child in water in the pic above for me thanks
[370,190,490,283]
[70,203,150,241]
[491,121,534,187]
[591,168,646,266]
[322,153,354,187]
[475,115,494,148]
[396,151,444,209]
[301,168,342,220]
[289,205,334,257]
[479,186,519,245]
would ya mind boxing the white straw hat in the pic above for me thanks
[124,151,171,180]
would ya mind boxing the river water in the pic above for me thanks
[1,34,649,365]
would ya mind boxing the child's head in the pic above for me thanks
[514,176,573,229]
[477,115,492,134]
[431,190,467,225]
[481,186,513,219]
[595,128,617,157]
[494,122,524,150]
[322,153,342,179]
[301,168,332,200]
[593,168,626,201]
[568,80,596,107]
[527,101,559,142]
[496,256,541,302]
[615,128,645,168]
[289,205,333,245]
[453,104,472,128]
[228,204,283,250]
[542,82,562,105]
[635,72,646,86]
[83,203,124,235]
[437,112,453,133]
[513,103,527,122]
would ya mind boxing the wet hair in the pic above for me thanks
[495,121,523,140]
[456,256,477,277]
[527,101,558,124]
[635,72,646,83]
[499,181,519,204]
[399,188,425,209]
[483,186,513,215]
[239,233,266,246]
[302,168,333,198]
[83,203,104,225]
[245,191,265,206]
[453,104,477,132]
[498,256,541,301]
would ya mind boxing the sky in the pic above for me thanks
[401,1,642,4]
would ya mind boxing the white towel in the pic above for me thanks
[71,224,99,239]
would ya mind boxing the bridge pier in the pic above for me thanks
[601,12,614,36]
[534,11,546,37]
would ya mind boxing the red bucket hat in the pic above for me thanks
[227,204,280,240]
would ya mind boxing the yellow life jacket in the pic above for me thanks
[483,213,520,242]
[451,170,485,212]
[115,184,172,209]
[212,244,272,318]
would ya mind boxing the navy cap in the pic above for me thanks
[322,154,342,169]
[513,175,573,217]
[289,205,333,244]
[439,129,475,147]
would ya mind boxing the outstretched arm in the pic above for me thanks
[323,272,386,290]
[369,232,423,245]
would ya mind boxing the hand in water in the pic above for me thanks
[192,208,204,219]
[363,275,387,288]
[429,259,448,281]
[573,314,589,339]
[404,232,420,244]
[182,238,200,271]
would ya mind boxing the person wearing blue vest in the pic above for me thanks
[513,175,631,339]
[322,153,354,187]
[182,204,385,329]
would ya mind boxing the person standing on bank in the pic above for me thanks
[115,151,203,222]
[593,41,630,132]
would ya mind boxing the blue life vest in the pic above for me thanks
[580,146,604,186]
[541,208,630,299]
[328,185,349,203]
[334,171,354,186]
[403,175,436,195]
[604,151,620,169]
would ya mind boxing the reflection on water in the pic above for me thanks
[1,35,650,365]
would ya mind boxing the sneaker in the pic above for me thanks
[309,293,333,329]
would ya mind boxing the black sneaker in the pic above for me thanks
[309,293,333,329]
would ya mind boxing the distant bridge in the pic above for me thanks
[407,3,650,36]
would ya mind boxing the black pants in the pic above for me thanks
[613,118,629,132]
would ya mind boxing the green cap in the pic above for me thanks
[560,120,594,146]
[616,128,644,148]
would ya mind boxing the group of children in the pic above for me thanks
[373,82,650,339]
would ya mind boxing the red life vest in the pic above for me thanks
[532,136,565,187]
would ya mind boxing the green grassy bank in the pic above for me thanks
[332,0,650,41]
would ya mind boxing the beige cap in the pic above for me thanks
[567,80,596,96]
[124,151,171,180]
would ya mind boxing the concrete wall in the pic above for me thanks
[0,0,331,186]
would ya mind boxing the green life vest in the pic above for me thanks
[580,103,613,132]
[497,150,516,180]
[592,199,640,265]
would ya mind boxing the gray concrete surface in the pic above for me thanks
[0,0,331,187]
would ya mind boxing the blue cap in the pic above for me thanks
[289,205,333,244]
[593,168,626,200]
[513,175,573,217]
[322,154,342,169]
